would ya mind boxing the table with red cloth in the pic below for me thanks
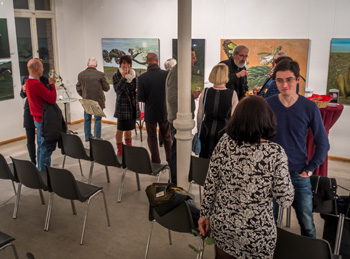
[306,103,344,176]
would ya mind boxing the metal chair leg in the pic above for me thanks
[334,213,345,255]
[10,243,19,259]
[13,183,22,219]
[78,159,84,177]
[168,229,172,245]
[39,189,45,205]
[188,182,192,193]
[71,200,77,215]
[44,192,54,231]
[105,166,110,183]
[167,167,171,183]
[80,200,91,245]
[136,173,141,191]
[62,155,66,169]
[117,168,126,203]
[88,161,94,184]
[286,206,291,227]
[11,181,17,195]
[101,190,110,226]
[145,221,154,259]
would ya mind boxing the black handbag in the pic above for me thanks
[192,89,208,155]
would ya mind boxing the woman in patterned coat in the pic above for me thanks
[198,95,294,259]
[113,55,140,156]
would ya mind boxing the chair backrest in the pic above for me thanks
[61,132,90,160]
[151,201,196,233]
[90,138,121,167]
[273,227,333,259]
[11,157,47,191]
[0,153,17,182]
[46,166,80,201]
[188,156,210,186]
[123,145,153,175]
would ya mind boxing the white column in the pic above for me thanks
[174,0,194,188]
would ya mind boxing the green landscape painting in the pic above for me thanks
[0,19,11,58]
[327,38,350,105]
[172,39,205,92]
[101,38,160,84]
[0,61,14,101]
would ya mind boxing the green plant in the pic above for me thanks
[188,229,214,255]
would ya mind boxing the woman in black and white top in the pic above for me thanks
[198,95,294,259]
[197,64,238,159]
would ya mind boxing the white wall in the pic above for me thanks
[1,0,349,159]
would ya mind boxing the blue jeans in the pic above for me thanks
[84,111,102,141]
[34,121,53,172]
[274,171,316,238]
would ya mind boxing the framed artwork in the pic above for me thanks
[101,38,160,84]
[0,19,11,58]
[172,39,205,92]
[220,39,310,95]
[0,61,14,101]
[327,38,350,105]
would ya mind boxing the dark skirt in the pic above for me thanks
[117,118,136,131]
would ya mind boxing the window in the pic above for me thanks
[14,0,57,80]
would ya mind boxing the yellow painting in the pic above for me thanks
[220,39,310,95]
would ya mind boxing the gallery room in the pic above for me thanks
[0,0,349,258]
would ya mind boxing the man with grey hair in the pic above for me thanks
[220,45,250,100]
[76,57,110,141]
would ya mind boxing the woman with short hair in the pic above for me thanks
[198,95,294,259]
[197,63,238,158]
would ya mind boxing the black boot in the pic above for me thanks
[27,143,36,165]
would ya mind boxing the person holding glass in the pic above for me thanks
[113,55,140,156]
[198,95,294,259]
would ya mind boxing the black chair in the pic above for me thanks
[0,153,18,196]
[61,132,93,177]
[45,166,110,245]
[10,157,49,220]
[188,156,210,205]
[120,144,170,203]
[273,227,333,259]
[145,201,202,259]
[89,138,122,184]
[0,231,19,258]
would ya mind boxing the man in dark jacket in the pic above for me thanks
[138,53,172,164]
[76,57,110,141]
[220,45,250,100]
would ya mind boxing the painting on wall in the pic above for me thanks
[172,39,205,91]
[0,19,11,58]
[220,39,310,95]
[327,38,350,105]
[101,38,160,84]
[0,61,14,101]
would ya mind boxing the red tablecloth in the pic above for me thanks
[306,103,344,176]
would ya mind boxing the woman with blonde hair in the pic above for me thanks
[197,63,238,158]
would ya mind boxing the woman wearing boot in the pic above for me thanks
[113,55,140,156]
[20,58,49,165]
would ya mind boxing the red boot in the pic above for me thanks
[125,138,132,146]
[117,143,123,156]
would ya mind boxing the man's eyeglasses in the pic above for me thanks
[238,54,248,58]
[276,77,297,84]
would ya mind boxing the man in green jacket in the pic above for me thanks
[76,57,110,141]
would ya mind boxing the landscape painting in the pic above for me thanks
[327,38,350,105]
[172,39,205,91]
[0,19,11,58]
[0,61,14,101]
[220,39,309,95]
[101,38,160,84]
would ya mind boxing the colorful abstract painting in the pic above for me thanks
[101,38,160,84]
[172,39,205,91]
[220,39,309,95]
[0,19,11,58]
[327,38,350,105]
[0,61,14,101]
